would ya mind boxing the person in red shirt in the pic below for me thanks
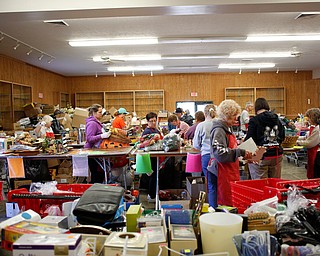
[112,107,129,134]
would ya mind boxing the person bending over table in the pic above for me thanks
[85,104,111,183]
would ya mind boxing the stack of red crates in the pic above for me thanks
[231,178,320,213]
[7,184,92,217]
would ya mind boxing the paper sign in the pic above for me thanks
[238,137,257,153]
[7,156,25,178]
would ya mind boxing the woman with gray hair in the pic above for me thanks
[208,100,252,207]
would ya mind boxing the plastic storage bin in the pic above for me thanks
[231,178,320,213]
[7,184,92,217]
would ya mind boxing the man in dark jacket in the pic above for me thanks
[244,98,285,179]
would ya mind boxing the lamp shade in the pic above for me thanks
[186,153,202,173]
[135,153,153,174]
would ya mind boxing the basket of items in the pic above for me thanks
[281,135,299,148]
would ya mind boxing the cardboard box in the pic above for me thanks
[169,223,197,254]
[104,232,148,256]
[72,107,88,128]
[186,176,207,208]
[159,189,191,209]
[82,234,107,256]
[23,102,40,117]
[141,225,168,256]
[12,234,81,256]
[14,179,32,189]
[55,174,73,184]
[126,204,143,232]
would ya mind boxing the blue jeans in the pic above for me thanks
[202,153,217,208]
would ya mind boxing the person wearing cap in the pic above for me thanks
[34,115,54,138]
[112,107,129,132]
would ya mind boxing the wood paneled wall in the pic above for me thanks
[0,55,66,105]
[1,54,319,117]
[67,71,320,117]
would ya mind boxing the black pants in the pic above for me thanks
[88,158,105,183]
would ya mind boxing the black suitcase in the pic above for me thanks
[73,184,124,226]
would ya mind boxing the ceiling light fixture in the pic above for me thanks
[163,54,228,60]
[151,70,153,77]
[95,72,98,78]
[47,58,53,64]
[258,68,261,74]
[132,71,135,77]
[113,72,116,77]
[13,43,20,50]
[229,52,294,58]
[108,65,164,72]
[69,37,158,47]
[0,30,55,62]
[239,69,242,75]
[93,54,161,62]
[218,63,275,69]
[295,69,298,73]
[246,34,320,42]
[159,36,247,44]
[276,68,279,74]
[38,54,44,61]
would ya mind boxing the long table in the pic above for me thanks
[131,147,200,210]
[0,146,134,187]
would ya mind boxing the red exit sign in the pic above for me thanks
[190,92,198,96]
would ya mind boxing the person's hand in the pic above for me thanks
[243,150,253,160]
[40,121,46,126]
[101,131,111,139]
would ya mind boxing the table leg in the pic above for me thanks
[155,156,160,210]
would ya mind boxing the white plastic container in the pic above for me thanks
[199,212,243,256]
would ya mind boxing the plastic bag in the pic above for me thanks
[244,196,278,216]
[162,131,181,152]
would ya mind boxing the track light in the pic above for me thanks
[0,30,55,62]
[151,70,153,76]
[47,58,53,64]
[258,68,261,74]
[132,71,135,77]
[95,72,98,78]
[113,72,116,77]
[13,43,20,50]
[295,69,298,74]
[276,68,279,74]
[239,69,242,74]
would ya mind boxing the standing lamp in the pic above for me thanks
[186,153,202,173]
[135,153,153,174]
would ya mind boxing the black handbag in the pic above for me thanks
[73,184,124,226]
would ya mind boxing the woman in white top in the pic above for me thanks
[34,115,54,138]
[193,104,217,207]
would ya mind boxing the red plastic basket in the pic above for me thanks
[231,178,320,213]
[7,184,92,217]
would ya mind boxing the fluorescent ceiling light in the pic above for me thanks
[218,63,275,69]
[159,36,246,44]
[107,65,163,72]
[163,54,228,60]
[229,52,294,58]
[93,55,161,62]
[246,34,320,42]
[69,38,158,47]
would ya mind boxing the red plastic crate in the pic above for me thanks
[7,184,92,217]
[231,178,287,213]
[231,178,320,213]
